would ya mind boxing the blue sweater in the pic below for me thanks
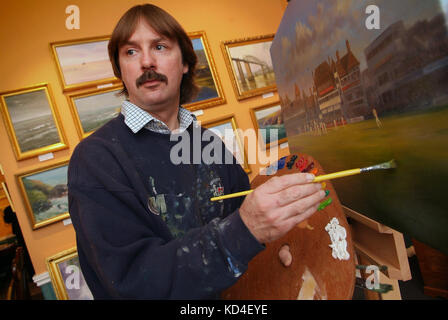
[67,114,264,299]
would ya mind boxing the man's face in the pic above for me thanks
[118,20,188,111]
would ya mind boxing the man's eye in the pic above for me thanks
[156,44,166,51]
[126,49,136,55]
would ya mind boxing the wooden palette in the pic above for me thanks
[222,154,356,300]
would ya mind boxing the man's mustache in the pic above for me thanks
[136,69,168,88]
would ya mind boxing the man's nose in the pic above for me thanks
[140,49,156,69]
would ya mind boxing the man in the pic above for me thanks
[68,4,325,299]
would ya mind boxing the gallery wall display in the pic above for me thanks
[46,247,93,300]
[250,101,287,150]
[66,84,125,139]
[16,160,70,230]
[0,83,69,161]
[185,31,226,111]
[270,0,448,254]
[50,36,119,92]
[221,34,277,100]
[202,115,251,173]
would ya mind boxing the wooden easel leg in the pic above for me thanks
[358,254,381,300]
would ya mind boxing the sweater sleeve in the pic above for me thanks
[68,139,264,299]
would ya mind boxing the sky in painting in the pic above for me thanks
[24,165,67,187]
[192,38,204,51]
[271,0,445,100]
[75,89,123,114]
[230,41,273,71]
[56,40,109,67]
[4,89,52,123]
[256,105,281,120]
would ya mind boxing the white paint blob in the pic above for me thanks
[325,217,350,260]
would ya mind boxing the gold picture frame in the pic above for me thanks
[250,101,288,150]
[184,31,226,111]
[16,159,70,230]
[0,83,69,161]
[1,182,15,213]
[221,34,277,100]
[50,35,119,92]
[46,247,93,300]
[202,115,251,174]
[66,84,124,139]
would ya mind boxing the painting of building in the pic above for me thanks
[271,0,448,254]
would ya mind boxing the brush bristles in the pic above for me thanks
[361,159,397,172]
[387,159,397,169]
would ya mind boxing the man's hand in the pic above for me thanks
[239,173,325,244]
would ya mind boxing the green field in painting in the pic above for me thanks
[288,106,448,253]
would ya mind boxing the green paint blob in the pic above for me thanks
[318,197,333,211]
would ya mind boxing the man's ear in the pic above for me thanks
[182,63,189,75]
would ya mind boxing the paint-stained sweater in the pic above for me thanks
[67,114,264,299]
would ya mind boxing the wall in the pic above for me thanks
[0,0,288,276]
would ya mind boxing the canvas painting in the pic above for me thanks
[271,0,448,253]
[185,32,225,111]
[57,255,93,300]
[68,86,124,138]
[51,37,117,90]
[17,162,69,229]
[191,37,219,102]
[222,35,277,100]
[204,117,251,173]
[0,84,68,160]
[251,102,288,149]
[47,247,93,300]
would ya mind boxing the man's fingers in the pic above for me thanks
[281,189,326,221]
[274,183,322,208]
[284,202,321,230]
[258,173,315,194]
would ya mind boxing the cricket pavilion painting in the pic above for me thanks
[271,0,448,254]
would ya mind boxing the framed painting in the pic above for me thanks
[16,160,70,230]
[202,115,251,174]
[184,31,226,111]
[46,247,93,300]
[0,83,69,160]
[66,84,125,139]
[50,36,119,91]
[250,101,288,150]
[221,34,277,100]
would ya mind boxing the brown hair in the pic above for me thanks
[108,4,198,105]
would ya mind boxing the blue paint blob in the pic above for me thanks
[277,158,286,170]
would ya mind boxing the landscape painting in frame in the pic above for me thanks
[270,0,448,253]
[67,85,124,139]
[17,161,70,229]
[51,36,118,91]
[47,247,93,300]
[250,102,287,150]
[222,34,277,100]
[0,84,68,160]
[203,117,251,173]
[185,31,225,111]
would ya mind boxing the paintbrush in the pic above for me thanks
[210,159,397,201]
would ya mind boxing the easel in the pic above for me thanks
[343,205,411,299]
